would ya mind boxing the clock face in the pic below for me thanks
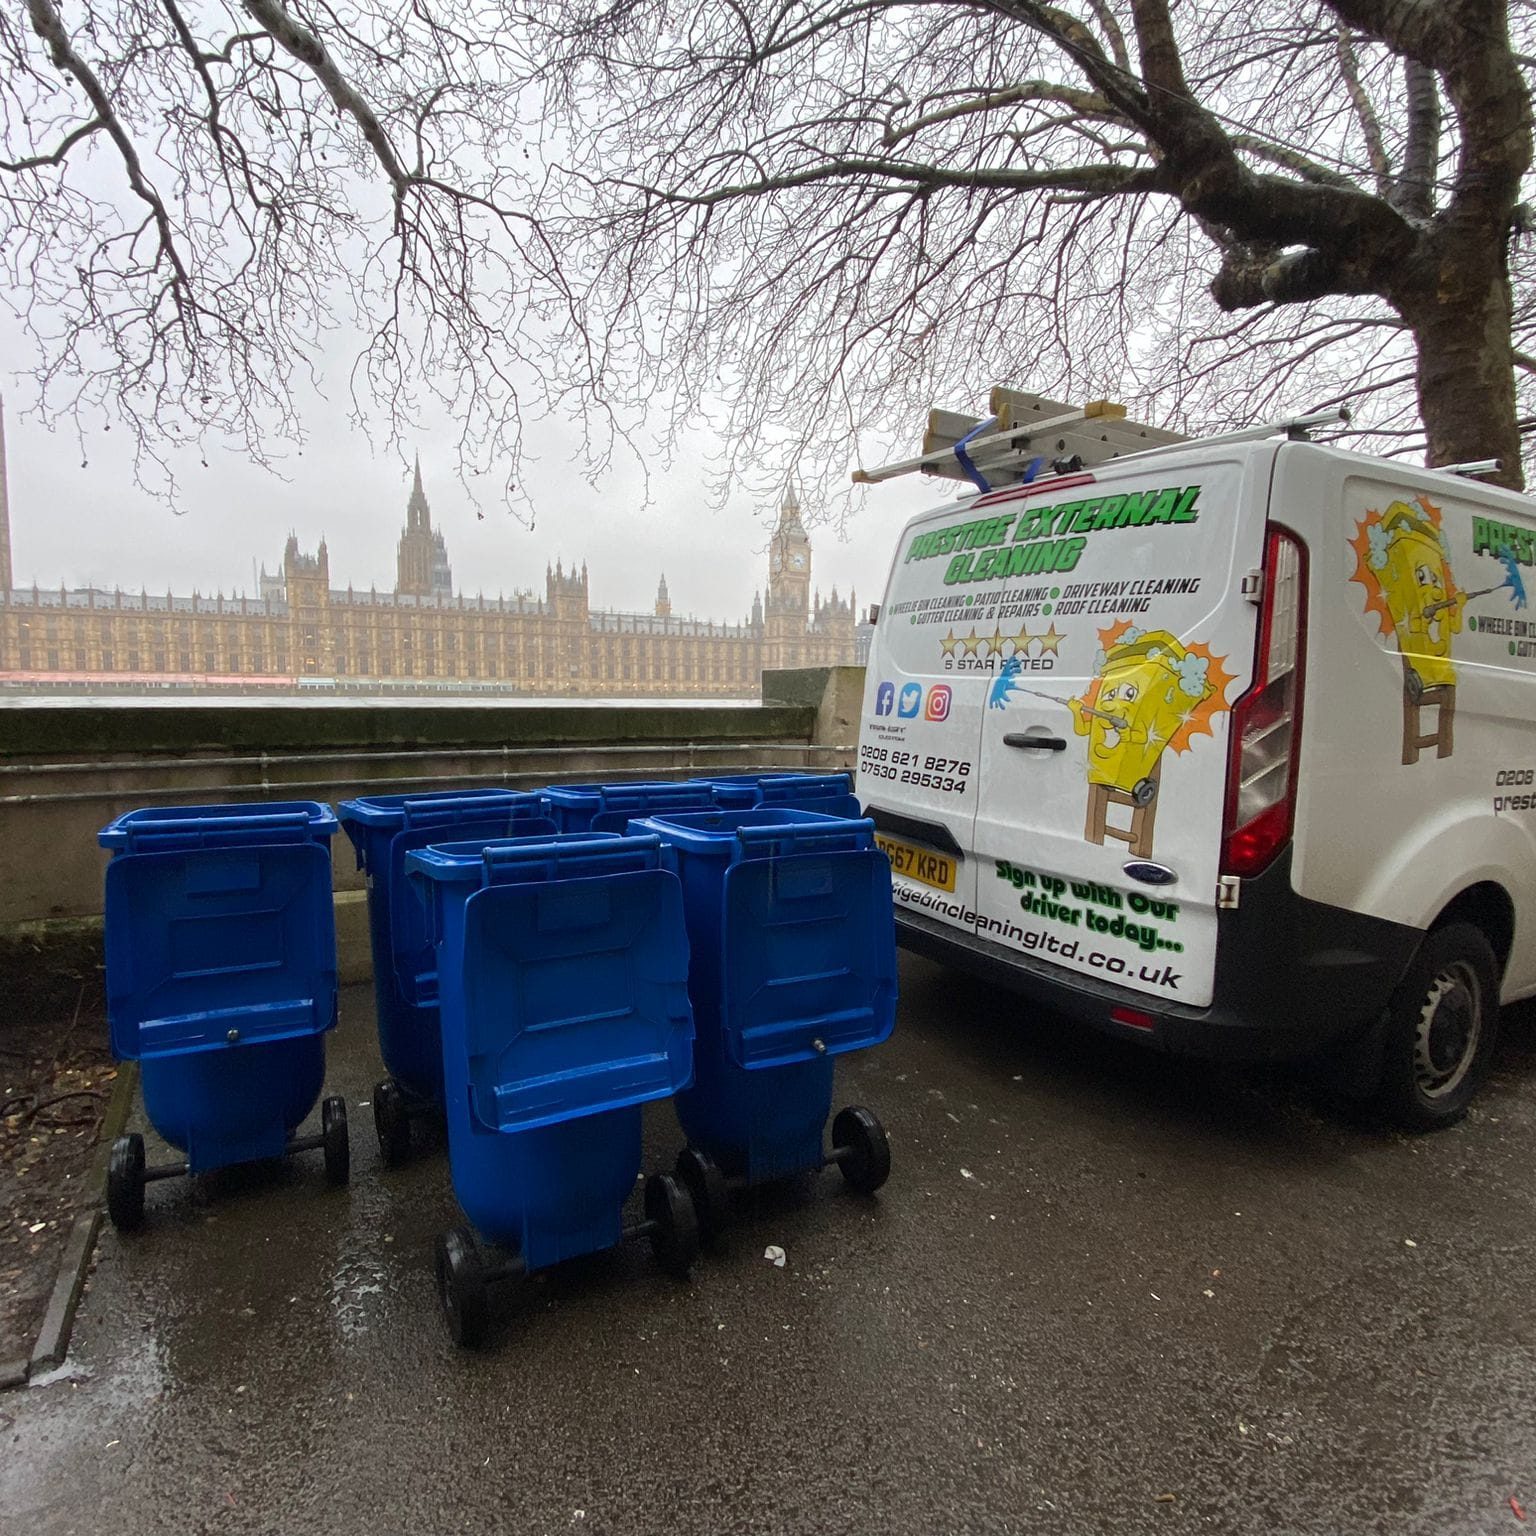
[791,552,807,570]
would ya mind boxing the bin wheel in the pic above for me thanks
[436,1227,491,1348]
[833,1106,891,1196]
[322,1097,350,1186]
[372,1078,412,1167]
[674,1146,730,1244]
[645,1172,700,1280]
[106,1133,146,1232]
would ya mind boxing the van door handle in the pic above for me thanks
[1003,733,1067,751]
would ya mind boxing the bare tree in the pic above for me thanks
[4,1,1533,510]
[0,0,568,503]
[526,0,1536,494]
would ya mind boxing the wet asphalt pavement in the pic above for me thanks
[6,957,1536,1535]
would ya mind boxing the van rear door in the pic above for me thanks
[856,497,997,928]
[968,455,1266,1008]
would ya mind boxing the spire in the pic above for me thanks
[406,454,431,533]
[655,571,671,619]
[774,470,807,541]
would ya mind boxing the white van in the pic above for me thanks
[856,398,1536,1127]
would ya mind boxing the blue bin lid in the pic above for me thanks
[337,788,543,830]
[104,841,338,1059]
[629,807,876,860]
[694,772,852,793]
[457,869,694,1133]
[408,831,671,886]
[100,801,338,851]
[543,779,704,809]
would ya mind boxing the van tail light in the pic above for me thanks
[1222,528,1307,877]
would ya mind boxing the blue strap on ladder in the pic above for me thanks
[952,415,998,493]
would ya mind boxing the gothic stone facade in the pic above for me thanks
[0,442,855,696]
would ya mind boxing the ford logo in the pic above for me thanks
[1123,861,1178,886]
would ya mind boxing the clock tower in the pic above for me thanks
[762,479,819,674]
[767,482,812,613]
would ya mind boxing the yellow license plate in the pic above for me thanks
[875,834,957,893]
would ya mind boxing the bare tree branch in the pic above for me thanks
[1336,26,1393,197]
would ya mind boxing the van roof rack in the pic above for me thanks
[851,388,1350,492]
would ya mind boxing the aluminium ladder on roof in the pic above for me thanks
[852,386,1349,490]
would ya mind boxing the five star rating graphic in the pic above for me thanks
[940,624,1064,658]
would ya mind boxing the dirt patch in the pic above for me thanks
[1,992,114,1365]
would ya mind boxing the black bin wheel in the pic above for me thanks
[372,1078,413,1167]
[833,1106,891,1195]
[675,1146,731,1244]
[1375,921,1500,1131]
[436,1226,491,1348]
[106,1133,147,1232]
[321,1096,350,1186]
[645,1172,700,1280]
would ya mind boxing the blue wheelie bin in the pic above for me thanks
[337,789,556,1162]
[98,801,347,1231]
[628,807,897,1238]
[408,832,699,1346]
[690,771,860,818]
[542,779,720,834]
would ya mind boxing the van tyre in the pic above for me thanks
[1377,922,1499,1131]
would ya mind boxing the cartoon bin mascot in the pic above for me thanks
[1361,501,1463,764]
[1069,628,1215,858]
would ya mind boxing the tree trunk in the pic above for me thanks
[1393,228,1524,490]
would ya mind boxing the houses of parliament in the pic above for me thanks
[0,412,860,698]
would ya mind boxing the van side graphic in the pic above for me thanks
[984,618,1233,858]
[1351,497,1463,764]
[1070,623,1233,857]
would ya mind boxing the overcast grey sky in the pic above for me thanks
[2,384,947,624]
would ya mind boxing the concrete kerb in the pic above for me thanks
[4,1059,138,1388]
[27,1210,102,1378]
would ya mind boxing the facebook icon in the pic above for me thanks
[898,682,923,718]
[875,681,896,716]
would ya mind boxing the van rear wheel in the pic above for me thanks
[1376,922,1499,1131]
